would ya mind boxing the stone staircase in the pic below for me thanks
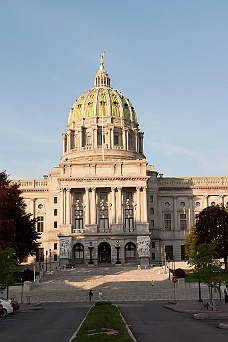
[5,266,220,303]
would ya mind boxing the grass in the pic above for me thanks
[72,301,134,342]
[185,270,228,287]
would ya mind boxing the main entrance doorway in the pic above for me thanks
[98,242,111,264]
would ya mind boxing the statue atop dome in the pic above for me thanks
[100,50,105,70]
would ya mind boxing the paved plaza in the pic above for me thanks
[5,265,226,304]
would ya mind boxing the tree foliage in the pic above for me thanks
[0,247,16,291]
[184,226,197,258]
[195,205,228,270]
[187,243,221,299]
[0,171,40,261]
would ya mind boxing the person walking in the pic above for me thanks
[89,290,93,301]
[98,290,103,301]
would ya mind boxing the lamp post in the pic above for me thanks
[197,250,203,302]
[88,242,94,265]
[46,250,48,272]
[49,249,51,270]
[115,240,121,264]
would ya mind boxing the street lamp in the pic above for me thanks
[49,249,51,270]
[197,250,203,302]
[46,250,48,271]
[115,240,121,264]
[88,242,94,265]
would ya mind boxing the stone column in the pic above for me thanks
[111,187,116,224]
[117,187,122,224]
[173,196,177,230]
[188,196,194,228]
[126,130,129,150]
[85,188,90,225]
[142,187,147,223]
[110,128,114,149]
[134,130,138,152]
[136,186,141,222]
[30,198,36,218]
[66,188,71,225]
[60,188,66,224]
[91,188,96,224]
[203,195,209,208]
[79,127,82,150]
[123,129,126,149]
[62,133,66,154]
[60,189,64,224]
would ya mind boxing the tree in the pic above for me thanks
[0,247,16,297]
[184,226,197,258]
[0,171,40,261]
[195,205,228,271]
[187,243,220,301]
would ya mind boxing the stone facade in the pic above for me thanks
[12,55,228,268]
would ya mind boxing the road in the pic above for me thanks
[119,301,228,342]
[0,302,90,342]
[0,301,227,342]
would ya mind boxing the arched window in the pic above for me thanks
[73,243,84,263]
[125,242,136,262]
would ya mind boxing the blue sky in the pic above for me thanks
[1,0,228,179]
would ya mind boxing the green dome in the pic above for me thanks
[68,87,137,124]
[68,53,137,125]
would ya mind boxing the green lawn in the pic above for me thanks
[185,270,228,287]
[72,302,134,342]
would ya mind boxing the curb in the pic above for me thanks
[218,323,228,329]
[20,303,43,311]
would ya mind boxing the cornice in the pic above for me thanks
[58,176,149,182]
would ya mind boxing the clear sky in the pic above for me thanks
[1,0,228,179]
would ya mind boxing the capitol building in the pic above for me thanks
[15,54,228,268]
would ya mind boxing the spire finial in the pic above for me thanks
[100,51,105,70]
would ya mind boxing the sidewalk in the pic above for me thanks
[164,299,228,329]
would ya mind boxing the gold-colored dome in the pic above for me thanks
[68,52,137,125]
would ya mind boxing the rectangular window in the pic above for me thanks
[54,209,57,216]
[75,210,83,216]
[100,192,108,201]
[181,245,186,260]
[54,243,57,250]
[125,208,134,231]
[114,133,119,145]
[164,214,171,230]
[180,214,187,230]
[150,195,154,202]
[152,241,155,249]
[151,220,154,227]
[152,252,155,260]
[126,192,133,200]
[125,218,134,230]
[36,248,44,262]
[54,254,58,262]
[54,221,58,229]
[99,218,109,231]
[54,197,57,204]
[150,207,154,215]
[125,208,133,216]
[97,128,105,145]
[75,192,82,201]
[75,218,83,229]
[165,245,173,260]
[37,216,44,232]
